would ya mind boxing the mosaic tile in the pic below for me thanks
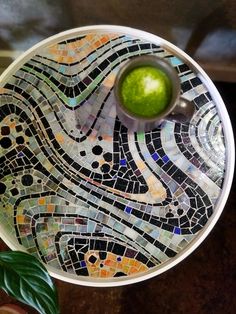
[0,31,227,282]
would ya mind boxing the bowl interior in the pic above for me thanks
[0,25,232,286]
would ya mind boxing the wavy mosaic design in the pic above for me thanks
[0,32,225,280]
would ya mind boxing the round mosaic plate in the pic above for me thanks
[0,26,234,286]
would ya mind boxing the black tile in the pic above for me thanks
[194,94,209,107]
[150,218,161,227]
[76,268,89,276]
[191,224,202,233]
[190,77,202,87]
[136,252,148,264]
[202,195,212,206]
[172,169,187,184]
[187,208,195,218]
[165,248,177,258]
[117,48,128,56]
[199,215,208,226]
[154,241,166,251]
[181,80,192,92]
[167,165,177,176]
[1,126,10,135]
[10,188,19,196]
[132,208,143,219]
[143,233,155,243]
[112,243,125,256]
[162,161,172,171]
[128,45,139,52]
[139,43,151,50]
[162,223,174,232]
[108,53,119,62]
[99,59,110,71]
[178,64,190,73]
[89,67,101,80]
[94,240,107,251]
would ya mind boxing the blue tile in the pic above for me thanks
[18,152,24,157]
[125,206,132,214]
[120,158,127,166]
[162,155,169,163]
[80,260,86,268]
[143,152,151,159]
[69,98,77,107]
[170,57,182,66]
[151,152,159,161]
[59,65,65,74]
[88,54,96,62]
[174,227,181,235]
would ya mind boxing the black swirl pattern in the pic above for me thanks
[0,32,225,280]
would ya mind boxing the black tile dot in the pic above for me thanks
[101,163,110,173]
[1,126,10,135]
[80,151,86,157]
[16,136,24,144]
[98,136,103,141]
[103,152,112,162]
[0,182,6,194]
[92,145,103,155]
[177,208,184,216]
[88,255,97,264]
[15,125,23,132]
[25,128,33,137]
[10,188,19,196]
[92,161,99,169]
[0,137,12,149]
[21,174,33,186]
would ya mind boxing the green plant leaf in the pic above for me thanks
[0,251,59,314]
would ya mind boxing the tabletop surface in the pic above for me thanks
[0,26,231,286]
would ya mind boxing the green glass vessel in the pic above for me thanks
[121,66,172,118]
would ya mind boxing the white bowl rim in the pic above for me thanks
[0,24,234,287]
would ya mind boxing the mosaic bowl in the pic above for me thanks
[0,25,234,287]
